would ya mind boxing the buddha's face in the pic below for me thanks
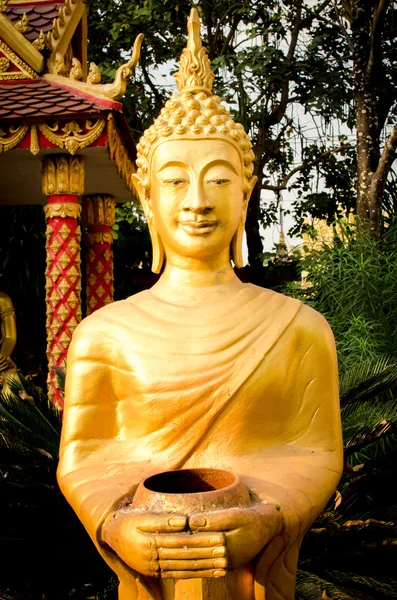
[148,138,245,260]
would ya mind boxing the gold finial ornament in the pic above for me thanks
[32,30,47,52]
[15,13,29,33]
[174,8,215,93]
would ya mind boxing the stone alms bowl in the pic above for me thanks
[132,468,251,514]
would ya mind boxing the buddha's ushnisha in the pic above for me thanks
[58,9,343,600]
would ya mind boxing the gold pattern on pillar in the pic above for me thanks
[42,155,84,406]
[82,195,115,315]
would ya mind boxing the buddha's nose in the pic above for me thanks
[182,181,214,214]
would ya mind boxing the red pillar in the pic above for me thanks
[42,156,84,406]
[82,195,115,315]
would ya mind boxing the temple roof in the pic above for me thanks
[5,2,62,43]
[0,0,140,206]
[0,79,110,119]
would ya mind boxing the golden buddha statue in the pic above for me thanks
[0,291,17,392]
[58,9,343,600]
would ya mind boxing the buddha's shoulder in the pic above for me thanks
[246,283,333,338]
[70,291,151,340]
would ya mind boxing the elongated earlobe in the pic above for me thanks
[147,216,165,274]
[232,176,257,268]
[131,173,165,274]
[231,216,245,269]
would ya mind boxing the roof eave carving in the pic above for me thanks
[44,33,143,102]
[0,12,44,73]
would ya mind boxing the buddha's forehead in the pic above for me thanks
[151,138,242,174]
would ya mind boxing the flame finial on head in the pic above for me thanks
[174,8,215,93]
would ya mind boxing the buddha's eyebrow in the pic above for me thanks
[157,160,189,173]
[203,159,239,175]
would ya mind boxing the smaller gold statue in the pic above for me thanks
[58,9,343,600]
[0,291,17,392]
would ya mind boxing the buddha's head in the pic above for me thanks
[132,8,257,273]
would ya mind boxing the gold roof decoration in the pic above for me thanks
[32,30,46,51]
[0,0,8,14]
[44,33,143,101]
[174,8,214,94]
[14,12,29,33]
[135,8,255,193]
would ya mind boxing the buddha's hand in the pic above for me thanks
[101,509,228,579]
[189,502,283,570]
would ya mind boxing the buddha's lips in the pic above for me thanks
[179,220,217,235]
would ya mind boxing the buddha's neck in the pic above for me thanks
[150,251,245,306]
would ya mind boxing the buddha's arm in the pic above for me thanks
[229,305,343,537]
[0,292,16,357]
[57,319,158,578]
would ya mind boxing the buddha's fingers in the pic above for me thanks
[154,532,225,548]
[158,546,226,559]
[161,569,227,579]
[189,504,281,533]
[159,558,228,571]
[137,514,188,533]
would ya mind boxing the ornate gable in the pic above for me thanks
[0,37,37,79]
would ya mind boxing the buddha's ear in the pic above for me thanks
[131,173,151,216]
[244,175,258,203]
[131,172,164,274]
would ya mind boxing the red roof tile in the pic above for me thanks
[6,3,62,43]
[0,79,109,120]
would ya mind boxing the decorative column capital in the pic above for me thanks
[82,195,115,315]
[42,155,85,196]
[44,201,82,220]
[82,194,115,244]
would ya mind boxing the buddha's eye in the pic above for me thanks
[162,178,187,187]
[207,178,231,186]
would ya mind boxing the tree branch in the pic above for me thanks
[140,60,163,107]
[260,144,352,191]
[367,0,391,82]
[369,124,397,201]
[220,14,240,57]
[206,3,214,57]
[310,0,333,17]
[212,2,242,52]
[333,0,353,53]
[268,0,303,126]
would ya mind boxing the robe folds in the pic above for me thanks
[58,284,343,600]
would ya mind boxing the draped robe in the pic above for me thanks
[58,284,343,600]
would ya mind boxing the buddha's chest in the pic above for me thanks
[108,325,292,445]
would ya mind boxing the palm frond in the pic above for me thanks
[340,360,397,407]
[0,375,61,461]
[296,571,357,600]
[344,416,397,457]
[327,571,397,599]
[53,366,66,396]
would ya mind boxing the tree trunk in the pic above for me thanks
[352,0,394,236]
[352,1,380,234]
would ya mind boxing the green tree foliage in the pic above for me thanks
[86,0,396,259]
[286,220,397,375]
